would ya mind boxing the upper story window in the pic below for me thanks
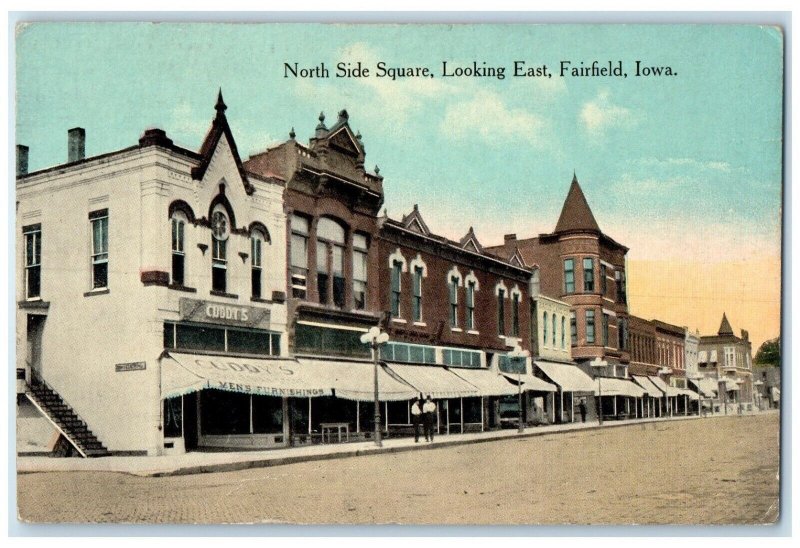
[381,341,436,365]
[570,311,577,346]
[618,317,628,350]
[412,266,423,322]
[316,217,346,308]
[449,275,459,328]
[586,309,596,344]
[542,310,548,346]
[551,313,556,347]
[290,214,309,299]
[561,316,566,349]
[564,259,575,294]
[171,213,187,286]
[23,224,41,299]
[511,293,520,337]
[250,227,268,299]
[466,280,476,330]
[724,346,736,368]
[211,205,229,293]
[615,270,627,304]
[390,260,403,317]
[90,209,109,289]
[353,234,368,310]
[602,313,610,346]
[497,288,506,335]
[600,264,607,295]
[583,258,595,292]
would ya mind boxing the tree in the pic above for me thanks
[755,337,780,367]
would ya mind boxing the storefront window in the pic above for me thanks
[294,323,370,358]
[201,390,250,435]
[252,396,283,434]
[164,322,280,356]
[163,397,182,438]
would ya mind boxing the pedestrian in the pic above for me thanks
[411,397,423,443]
[423,395,437,442]
[578,398,587,423]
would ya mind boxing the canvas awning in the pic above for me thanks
[596,377,646,398]
[501,373,557,393]
[534,360,596,392]
[771,386,781,401]
[296,358,418,401]
[724,379,741,391]
[160,352,332,399]
[689,377,719,397]
[648,376,681,397]
[631,375,663,397]
[676,388,699,401]
[385,363,479,399]
[450,368,519,396]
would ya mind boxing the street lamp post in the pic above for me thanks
[658,367,672,417]
[508,345,530,434]
[590,357,607,426]
[360,326,390,447]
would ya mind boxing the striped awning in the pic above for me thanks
[451,368,519,396]
[501,373,557,393]
[631,375,663,397]
[648,376,681,397]
[296,358,418,401]
[534,360,596,392]
[689,377,718,397]
[596,377,647,398]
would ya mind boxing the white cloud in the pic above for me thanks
[637,157,733,172]
[440,90,547,146]
[579,89,635,136]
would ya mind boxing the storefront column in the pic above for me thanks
[282,398,290,444]
[613,396,617,416]
[480,397,485,432]
[460,398,464,433]
[560,391,564,423]
[385,401,389,432]
[308,397,312,435]
[356,401,360,433]
[571,392,575,423]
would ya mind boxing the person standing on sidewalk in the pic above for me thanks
[578,398,587,423]
[423,395,437,442]
[411,397,423,443]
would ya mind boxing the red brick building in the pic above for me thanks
[487,174,630,377]
[628,315,659,377]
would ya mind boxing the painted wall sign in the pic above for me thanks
[179,297,271,329]
[115,361,146,372]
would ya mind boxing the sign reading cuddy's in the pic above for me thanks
[179,298,271,329]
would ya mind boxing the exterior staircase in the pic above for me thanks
[26,376,111,458]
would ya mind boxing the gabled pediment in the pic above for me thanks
[458,226,484,254]
[509,248,526,267]
[401,204,430,235]
[191,89,254,195]
[328,126,362,156]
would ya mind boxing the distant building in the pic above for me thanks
[698,313,754,410]
[753,365,780,410]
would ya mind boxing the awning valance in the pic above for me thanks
[689,377,718,397]
[451,368,519,396]
[631,375,663,397]
[385,363,479,399]
[648,376,681,397]
[534,360,596,392]
[297,358,418,401]
[501,373,557,393]
[161,352,332,399]
[596,377,646,398]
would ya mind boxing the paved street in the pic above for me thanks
[17,413,779,525]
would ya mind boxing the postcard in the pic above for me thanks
[14,21,783,526]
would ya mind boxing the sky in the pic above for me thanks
[14,23,784,349]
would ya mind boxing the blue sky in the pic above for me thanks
[15,23,783,262]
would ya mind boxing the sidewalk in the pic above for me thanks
[17,412,757,478]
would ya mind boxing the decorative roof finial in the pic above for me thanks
[338,109,349,122]
[572,170,577,183]
[289,127,296,140]
[356,129,363,142]
[215,88,227,117]
[316,112,327,131]
[374,165,380,175]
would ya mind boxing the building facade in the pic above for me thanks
[698,313,755,409]
[17,93,291,455]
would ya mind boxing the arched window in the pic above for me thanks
[171,211,187,286]
[561,316,566,349]
[250,227,268,298]
[316,217,346,307]
[552,313,557,347]
[290,214,310,298]
[353,234,369,310]
[542,311,548,346]
[211,204,230,293]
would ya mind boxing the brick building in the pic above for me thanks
[487,174,630,378]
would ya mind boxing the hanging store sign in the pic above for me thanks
[179,298,271,329]
[115,361,146,372]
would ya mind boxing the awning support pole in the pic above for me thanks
[480,396,485,432]
[356,400,360,433]
[460,398,464,434]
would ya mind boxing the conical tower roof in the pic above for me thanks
[718,313,734,336]
[554,173,600,234]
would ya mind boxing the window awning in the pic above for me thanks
[688,377,718,397]
[450,368,519,396]
[676,388,699,400]
[160,352,332,400]
[724,378,741,391]
[385,362,479,399]
[596,377,647,398]
[534,360,596,392]
[631,375,663,397]
[648,376,681,397]
[501,373,557,393]
[296,358,418,401]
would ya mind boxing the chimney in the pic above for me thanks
[504,233,517,243]
[16,145,29,177]
[68,127,85,163]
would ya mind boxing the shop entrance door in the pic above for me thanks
[26,314,46,382]
[183,392,198,450]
